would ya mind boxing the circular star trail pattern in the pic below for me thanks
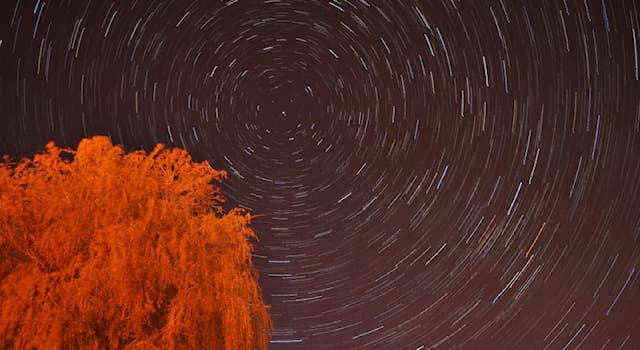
[2,0,640,348]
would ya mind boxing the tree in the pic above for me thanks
[0,136,272,349]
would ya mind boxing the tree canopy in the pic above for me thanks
[0,136,272,349]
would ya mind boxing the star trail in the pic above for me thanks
[1,0,640,348]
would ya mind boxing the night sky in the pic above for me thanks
[1,0,640,349]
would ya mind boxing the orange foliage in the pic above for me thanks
[0,136,272,349]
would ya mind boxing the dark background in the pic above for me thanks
[1,0,640,348]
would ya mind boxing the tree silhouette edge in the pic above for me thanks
[0,136,273,350]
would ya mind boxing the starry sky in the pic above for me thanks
[1,0,640,349]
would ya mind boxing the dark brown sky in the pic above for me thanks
[1,0,640,348]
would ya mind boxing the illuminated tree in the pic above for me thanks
[0,136,272,349]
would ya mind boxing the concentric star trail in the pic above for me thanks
[1,0,640,348]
